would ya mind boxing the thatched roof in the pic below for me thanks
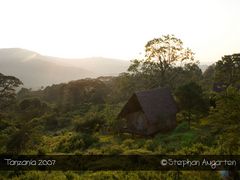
[118,87,178,124]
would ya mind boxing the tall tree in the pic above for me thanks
[215,53,240,86]
[0,73,23,110]
[175,82,206,129]
[128,34,197,87]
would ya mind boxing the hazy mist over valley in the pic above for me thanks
[0,48,130,89]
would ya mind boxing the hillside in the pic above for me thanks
[0,48,130,89]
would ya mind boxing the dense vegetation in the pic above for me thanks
[0,35,239,179]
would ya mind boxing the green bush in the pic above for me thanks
[56,133,99,153]
[101,145,123,155]
[75,111,105,133]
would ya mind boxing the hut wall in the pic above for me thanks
[147,124,160,135]
[147,114,177,135]
[126,111,148,133]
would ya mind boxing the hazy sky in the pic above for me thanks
[0,0,239,64]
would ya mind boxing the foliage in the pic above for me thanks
[56,133,99,152]
[204,86,240,154]
[176,82,205,112]
[17,78,110,111]
[43,79,109,109]
[106,73,145,103]
[101,104,122,128]
[6,121,42,154]
[176,143,210,155]
[127,34,198,88]
[18,98,49,121]
[175,82,208,128]
[170,64,203,90]
[40,112,72,131]
[0,73,22,110]
[215,53,240,86]
[153,123,199,152]
[74,109,105,133]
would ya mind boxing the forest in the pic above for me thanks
[0,34,240,179]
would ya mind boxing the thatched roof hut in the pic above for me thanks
[117,88,178,136]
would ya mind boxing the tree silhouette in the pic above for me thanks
[175,82,206,129]
[0,73,23,110]
[128,34,197,87]
[215,53,240,86]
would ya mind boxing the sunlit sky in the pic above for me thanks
[0,0,239,64]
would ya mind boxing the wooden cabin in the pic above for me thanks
[117,88,178,136]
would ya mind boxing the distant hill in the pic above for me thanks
[0,48,130,89]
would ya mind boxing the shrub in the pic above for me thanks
[75,112,105,133]
[56,133,99,153]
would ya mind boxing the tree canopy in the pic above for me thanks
[128,34,198,88]
[175,82,207,128]
[215,53,240,86]
[205,87,240,154]
[0,73,23,109]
